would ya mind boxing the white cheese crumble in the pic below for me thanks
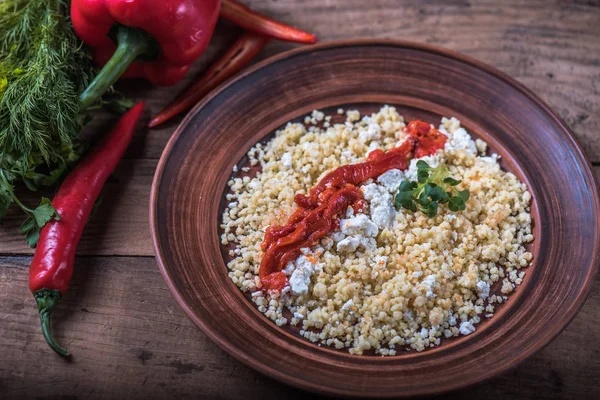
[358,236,377,251]
[283,261,295,276]
[361,183,396,228]
[281,152,293,168]
[334,212,378,253]
[445,127,477,155]
[403,154,442,182]
[341,299,354,312]
[288,252,322,295]
[336,236,360,253]
[376,169,404,193]
[448,314,457,326]
[459,320,476,335]
[422,274,437,298]
[476,281,490,300]
[370,255,388,269]
[340,214,378,237]
[358,122,382,142]
[330,231,346,242]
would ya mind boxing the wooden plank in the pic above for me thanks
[0,1,598,398]
[0,157,598,259]
[87,0,600,162]
[0,159,157,257]
[0,256,598,399]
[2,0,599,257]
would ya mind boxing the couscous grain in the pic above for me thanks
[221,106,533,355]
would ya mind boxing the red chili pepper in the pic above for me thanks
[220,0,317,44]
[71,0,221,110]
[148,32,270,128]
[29,102,145,356]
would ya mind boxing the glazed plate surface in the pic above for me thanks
[150,40,600,397]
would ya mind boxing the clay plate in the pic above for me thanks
[150,40,600,397]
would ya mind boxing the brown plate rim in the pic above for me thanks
[150,38,600,397]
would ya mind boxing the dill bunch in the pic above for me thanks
[0,0,96,245]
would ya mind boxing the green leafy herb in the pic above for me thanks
[102,94,135,115]
[19,197,60,247]
[0,0,103,244]
[0,168,60,246]
[394,160,470,217]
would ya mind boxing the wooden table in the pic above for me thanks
[1,1,599,398]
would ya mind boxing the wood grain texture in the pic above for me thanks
[77,0,600,162]
[1,163,600,260]
[0,160,157,256]
[1,0,599,398]
[0,256,598,399]
[150,41,600,396]
[1,0,599,257]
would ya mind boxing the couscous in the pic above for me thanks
[220,106,533,355]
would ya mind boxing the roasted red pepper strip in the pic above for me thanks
[296,137,417,209]
[221,0,317,44]
[148,32,270,128]
[404,120,448,158]
[29,102,145,356]
[72,0,221,109]
[259,121,447,291]
[260,185,363,292]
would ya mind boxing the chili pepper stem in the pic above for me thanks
[34,289,69,357]
[80,25,152,110]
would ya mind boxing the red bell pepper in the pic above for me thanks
[72,0,221,110]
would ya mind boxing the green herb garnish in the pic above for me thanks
[394,160,470,217]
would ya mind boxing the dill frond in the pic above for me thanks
[0,0,97,219]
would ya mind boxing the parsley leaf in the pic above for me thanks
[32,198,60,227]
[393,161,470,217]
[19,198,60,248]
[19,217,39,248]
